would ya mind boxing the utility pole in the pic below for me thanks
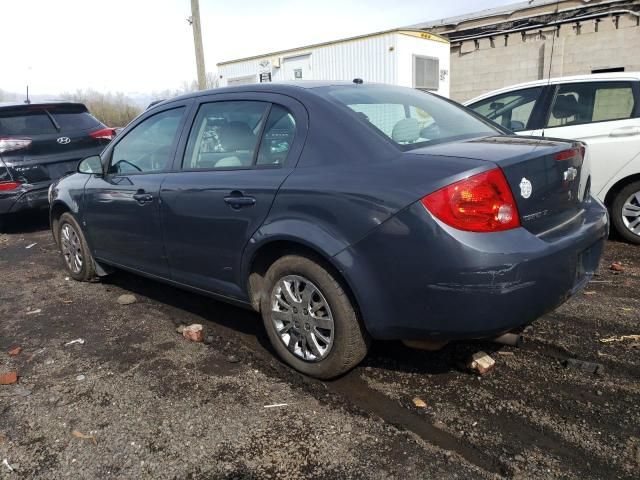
[190,0,207,90]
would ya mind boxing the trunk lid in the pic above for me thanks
[413,135,587,235]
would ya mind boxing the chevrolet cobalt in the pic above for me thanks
[50,82,608,379]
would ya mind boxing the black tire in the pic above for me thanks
[260,255,370,379]
[611,181,640,245]
[57,212,97,282]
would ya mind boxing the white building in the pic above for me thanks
[217,29,451,97]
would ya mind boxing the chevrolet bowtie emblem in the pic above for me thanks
[563,167,578,182]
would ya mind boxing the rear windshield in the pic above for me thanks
[324,85,500,150]
[0,105,100,135]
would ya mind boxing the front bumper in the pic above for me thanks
[0,182,50,215]
[334,198,608,341]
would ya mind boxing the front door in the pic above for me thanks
[83,106,188,277]
[161,94,305,298]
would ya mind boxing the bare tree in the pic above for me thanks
[61,90,141,127]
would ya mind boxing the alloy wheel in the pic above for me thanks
[60,223,83,274]
[271,275,335,362]
[621,191,640,236]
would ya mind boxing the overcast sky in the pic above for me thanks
[1,0,517,96]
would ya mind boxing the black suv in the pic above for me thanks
[0,102,115,223]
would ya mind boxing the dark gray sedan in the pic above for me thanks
[49,82,608,378]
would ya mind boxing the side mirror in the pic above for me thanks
[78,155,103,175]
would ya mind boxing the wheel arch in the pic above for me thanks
[603,173,640,208]
[50,200,72,246]
[244,238,366,333]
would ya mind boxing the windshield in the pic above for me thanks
[324,85,500,150]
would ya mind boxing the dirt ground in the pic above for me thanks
[0,211,639,480]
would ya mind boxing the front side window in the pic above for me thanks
[469,87,543,132]
[546,82,636,128]
[325,85,499,150]
[183,101,269,170]
[110,107,185,174]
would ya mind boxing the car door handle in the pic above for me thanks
[224,191,256,209]
[133,191,154,204]
[610,126,640,137]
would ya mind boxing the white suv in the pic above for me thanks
[466,73,640,244]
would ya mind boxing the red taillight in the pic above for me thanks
[422,169,520,232]
[0,137,32,154]
[0,181,22,191]
[89,128,116,141]
[554,147,584,162]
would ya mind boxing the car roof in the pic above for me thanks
[465,72,640,105]
[149,81,386,110]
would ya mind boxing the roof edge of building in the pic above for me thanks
[216,28,448,67]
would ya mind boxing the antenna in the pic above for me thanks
[24,85,30,105]
[541,0,561,137]
[546,0,560,83]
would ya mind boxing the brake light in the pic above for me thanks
[554,147,584,163]
[89,128,116,141]
[0,137,32,154]
[422,168,520,232]
[0,181,22,191]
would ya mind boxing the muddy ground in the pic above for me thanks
[0,211,638,479]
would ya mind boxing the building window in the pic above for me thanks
[413,56,439,91]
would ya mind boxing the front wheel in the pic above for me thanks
[58,213,97,281]
[611,181,640,244]
[260,255,369,379]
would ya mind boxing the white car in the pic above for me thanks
[466,72,640,244]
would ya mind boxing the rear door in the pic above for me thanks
[160,92,307,298]
[529,80,640,197]
[83,104,189,277]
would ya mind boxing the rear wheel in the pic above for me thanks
[260,255,369,379]
[58,212,97,281]
[611,181,640,244]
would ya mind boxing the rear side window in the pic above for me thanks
[546,82,637,127]
[0,110,57,135]
[183,101,269,170]
[257,105,296,166]
[469,87,543,132]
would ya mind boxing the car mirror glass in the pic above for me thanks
[78,155,103,174]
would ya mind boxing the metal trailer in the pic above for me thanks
[217,29,451,97]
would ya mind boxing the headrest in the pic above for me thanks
[219,121,255,151]
[552,94,580,119]
[392,118,421,143]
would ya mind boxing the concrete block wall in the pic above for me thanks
[449,13,640,102]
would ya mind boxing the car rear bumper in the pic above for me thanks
[0,183,50,215]
[334,198,609,341]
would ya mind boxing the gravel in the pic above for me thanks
[1,211,638,479]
